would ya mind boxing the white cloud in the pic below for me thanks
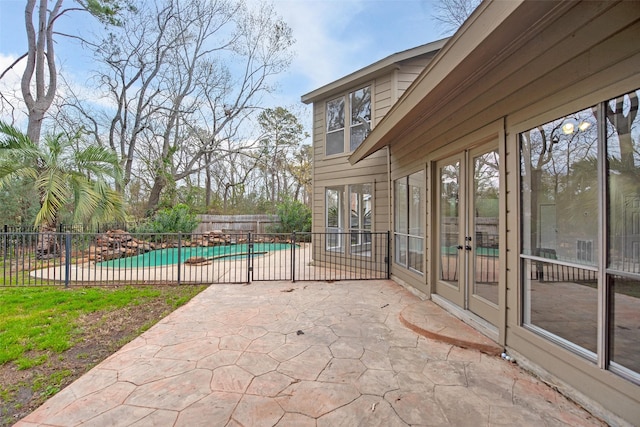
[269,0,369,90]
[0,53,27,125]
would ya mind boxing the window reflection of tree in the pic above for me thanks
[351,87,371,122]
[327,98,344,131]
[607,91,639,271]
[522,109,599,261]
[350,87,371,150]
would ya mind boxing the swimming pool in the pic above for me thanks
[97,242,291,268]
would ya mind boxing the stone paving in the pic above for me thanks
[16,280,605,426]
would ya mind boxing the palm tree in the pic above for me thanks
[0,122,125,258]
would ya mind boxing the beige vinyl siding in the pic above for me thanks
[373,77,393,122]
[373,55,440,129]
[396,55,435,94]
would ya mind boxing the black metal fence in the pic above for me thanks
[0,231,390,287]
[3,222,139,234]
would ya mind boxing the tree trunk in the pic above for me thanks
[205,168,212,208]
[146,175,166,213]
[26,112,45,146]
[36,223,60,260]
[22,0,61,145]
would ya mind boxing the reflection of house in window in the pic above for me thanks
[577,239,593,263]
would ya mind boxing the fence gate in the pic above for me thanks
[248,233,293,282]
[248,232,389,283]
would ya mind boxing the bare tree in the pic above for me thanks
[61,0,293,213]
[0,0,127,144]
[432,0,481,34]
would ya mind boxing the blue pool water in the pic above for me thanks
[98,243,291,268]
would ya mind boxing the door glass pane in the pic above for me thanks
[326,187,343,252]
[473,150,499,305]
[440,162,459,287]
[520,106,599,356]
[349,184,372,256]
[607,89,640,376]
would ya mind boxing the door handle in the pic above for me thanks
[465,245,472,251]
[457,245,463,250]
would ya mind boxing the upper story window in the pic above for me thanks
[325,85,371,156]
[350,87,371,151]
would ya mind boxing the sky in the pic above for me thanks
[0,0,450,132]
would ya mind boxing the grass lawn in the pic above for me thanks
[0,284,206,426]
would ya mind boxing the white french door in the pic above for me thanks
[435,142,500,326]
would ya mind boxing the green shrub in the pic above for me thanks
[136,204,199,234]
[269,198,311,233]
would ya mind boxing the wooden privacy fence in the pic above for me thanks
[0,231,389,287]
[195,215,280,234]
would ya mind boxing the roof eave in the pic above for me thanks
[301,38,449,105]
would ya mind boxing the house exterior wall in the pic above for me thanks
[382,2,640,424]
[310,55,438,240]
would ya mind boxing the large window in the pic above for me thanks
[326,184,373,256]
[520,89,640,383]
[325,86,371,156]
[395,171,424,273]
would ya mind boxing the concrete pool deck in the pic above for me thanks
[15,279,608,427]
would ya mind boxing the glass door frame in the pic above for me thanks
[435,153,466,308]
[434,141,501,327]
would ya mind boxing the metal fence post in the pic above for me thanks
[65,232,71,288]
[2,226,6,257]
[247,232,253,284]
[291,232,296,283]
[386,230,391,279]
[177,232,182,285]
